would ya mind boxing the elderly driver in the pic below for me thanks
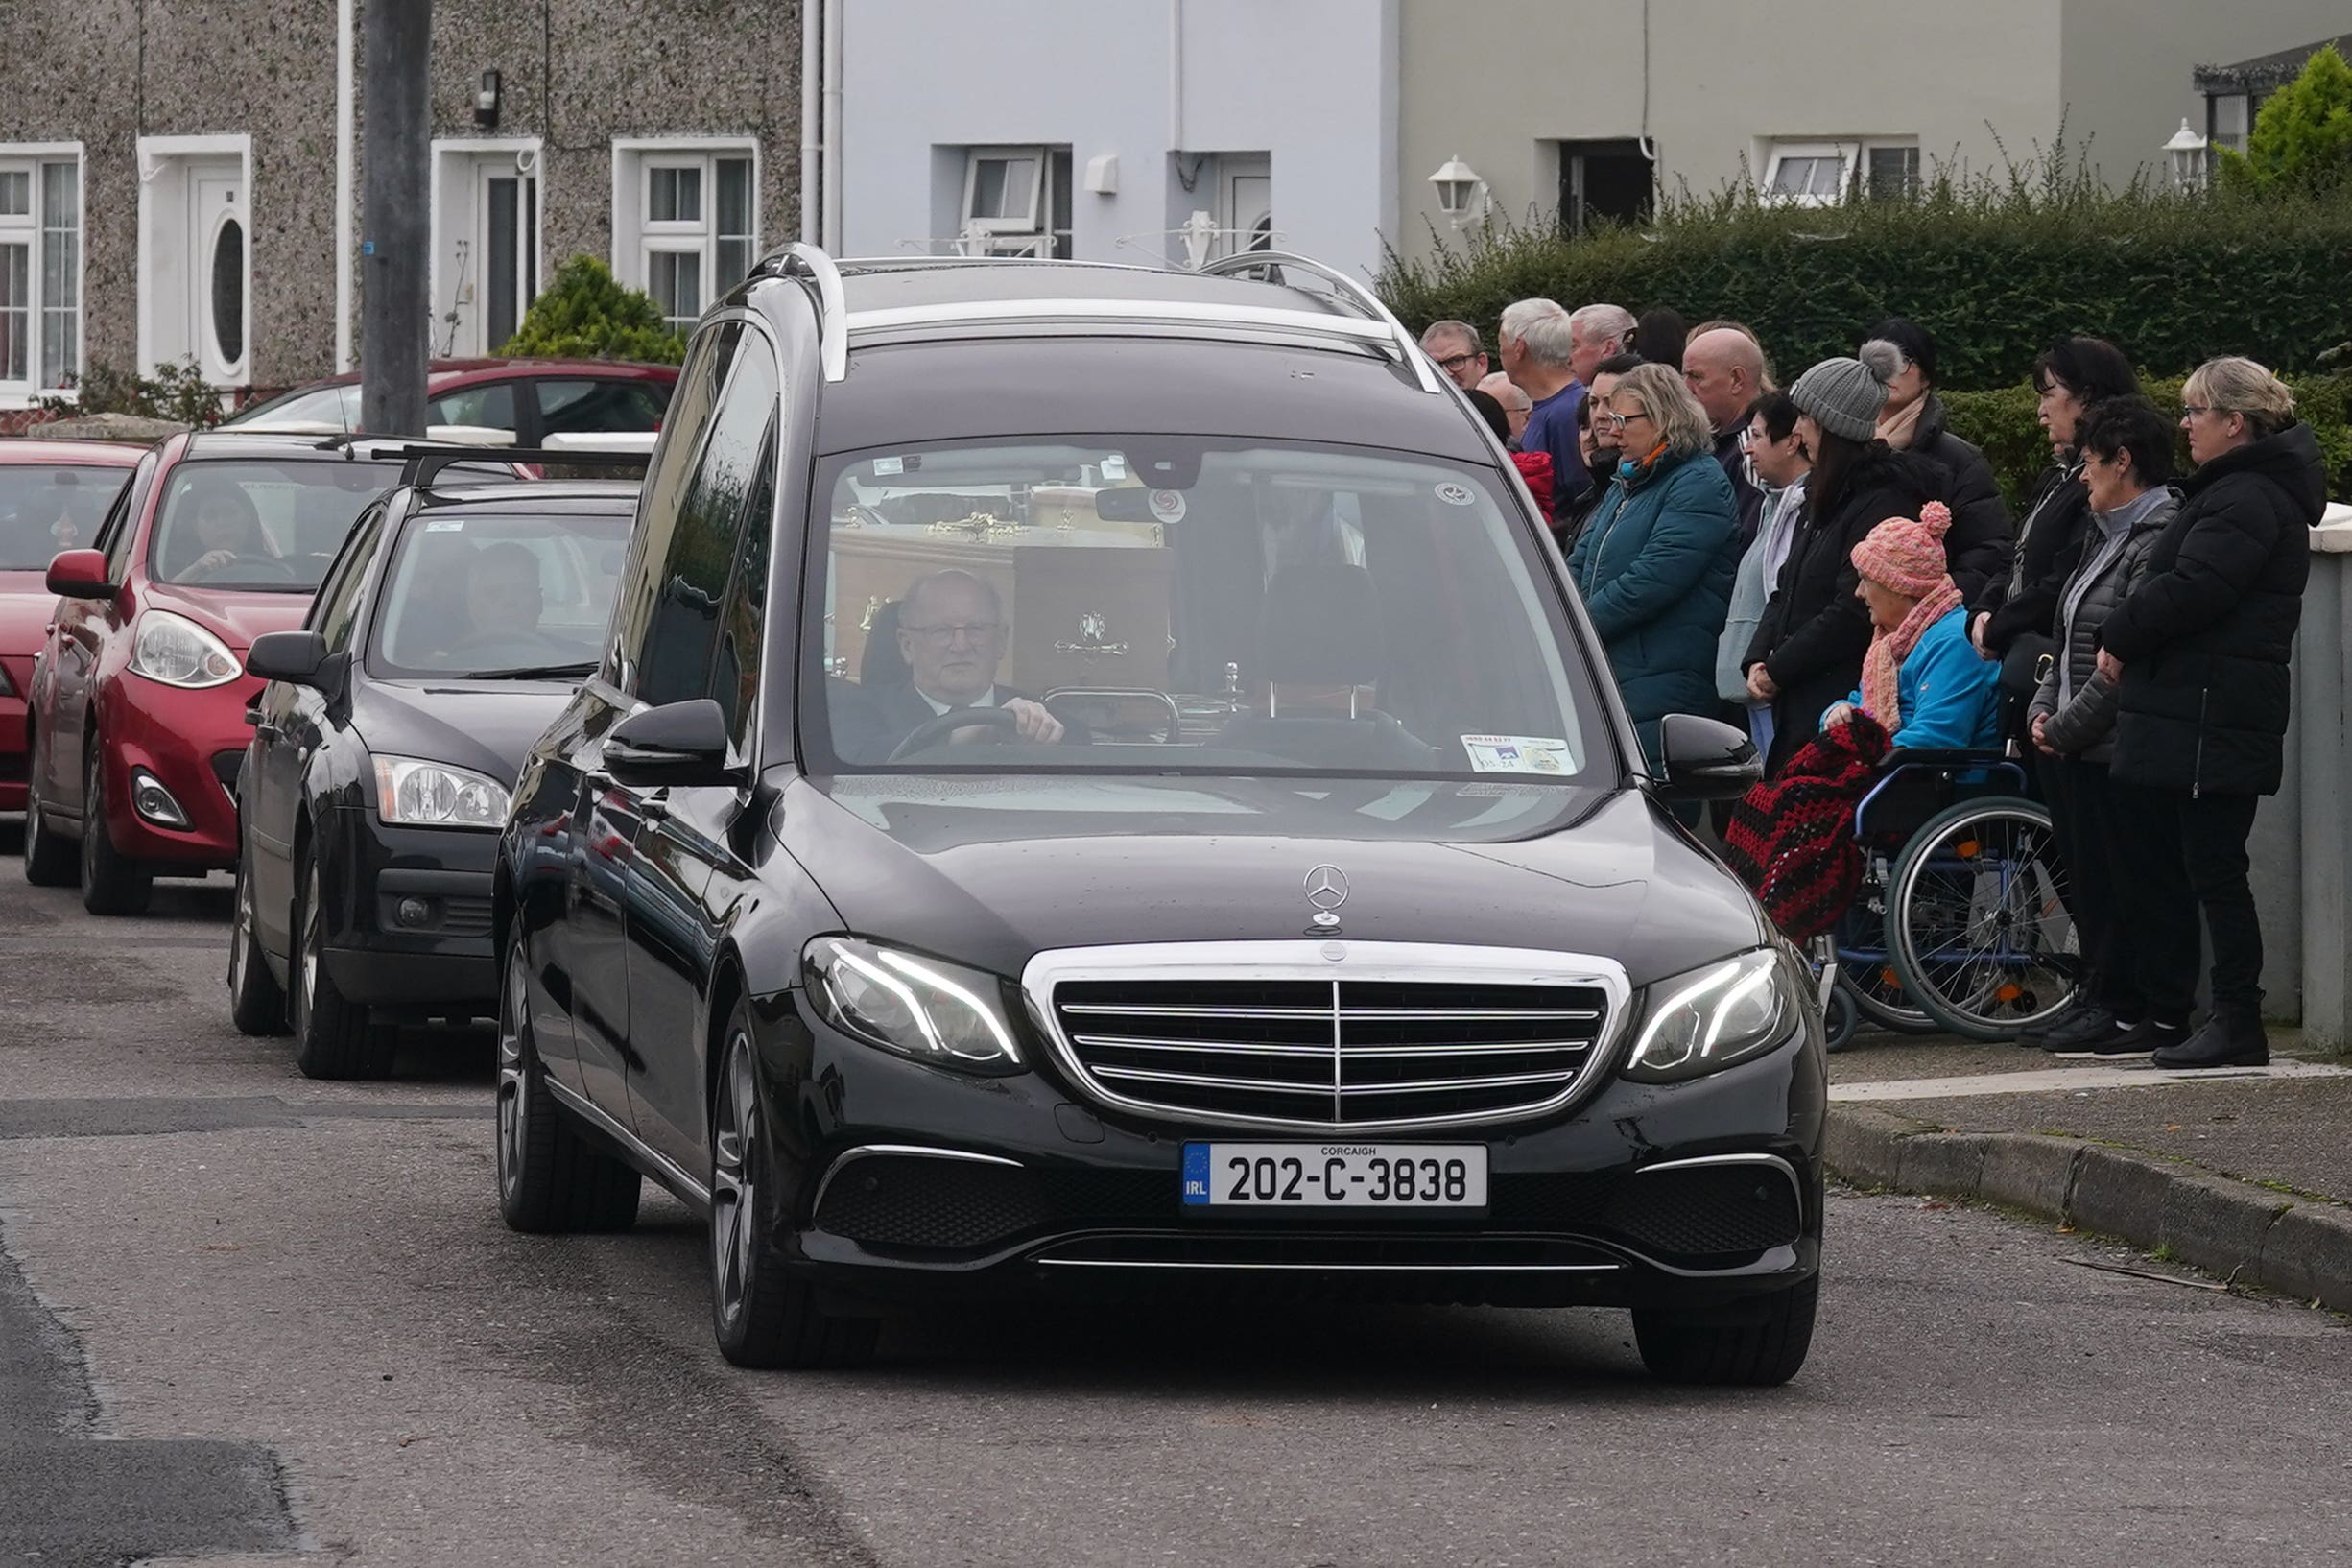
[869,569,1064,749]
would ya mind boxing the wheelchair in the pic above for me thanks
[1809,749,2079,1048]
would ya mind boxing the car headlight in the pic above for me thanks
[1621,948,1800,1083]
[373,754,511,829]
[803,936,1024,1074]
[128,610,241,688]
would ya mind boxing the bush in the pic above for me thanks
[2218,45,2352,196]
[1940,374,2352,507]
[41,360,224,426]
[1377,151,2352,389]
[498,255,686,364]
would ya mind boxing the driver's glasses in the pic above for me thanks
[1434,352,1480,374]
[904,621,1001,646]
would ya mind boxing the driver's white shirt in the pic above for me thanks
[917,685,999,715]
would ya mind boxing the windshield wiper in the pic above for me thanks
[465,661,596,681]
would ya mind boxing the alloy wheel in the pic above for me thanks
[495,946,529,1200]
[297,862,321,1030]
[228,865,252,996]
[709,1036,760,1330]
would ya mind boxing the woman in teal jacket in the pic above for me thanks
[1565,363,1741,764]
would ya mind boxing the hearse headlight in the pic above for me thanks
[803,937,1024,1074]
[1621,948,1798,1083]
[129,610,241,689]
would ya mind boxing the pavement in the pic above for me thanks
[3,856,2351,1563]
[1824,1024,2352,1310]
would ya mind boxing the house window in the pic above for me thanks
[1555,139,1655,235]
[956,146,1072,258]
[1761,140,1917,207]
[0,151,81,395]
[2207,93,2255,155]
[613,143,758,334]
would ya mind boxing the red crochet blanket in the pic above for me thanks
[1720,714,1891,940]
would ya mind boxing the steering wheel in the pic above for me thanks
[886,707,1024,762]
[183,555,298,583]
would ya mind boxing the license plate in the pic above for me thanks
[1181,1143,1488,1208]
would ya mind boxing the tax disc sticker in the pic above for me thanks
[871,455,905,476]
[1434,481,1475,507]
[423,520,467,532]
[1461,735,1576,774]
[1149,487,1188,523]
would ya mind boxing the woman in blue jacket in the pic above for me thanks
[1820,501,2001,749]
[1565,362,1741,765]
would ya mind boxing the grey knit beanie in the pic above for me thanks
[1790,345,1897,441]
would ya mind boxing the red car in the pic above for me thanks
[225,358,677,443]
[0,440,145,812]
[22,432,417,914]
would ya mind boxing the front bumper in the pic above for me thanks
[96,670,258,867]
[317,806,499,1012]
[756,995,1826,1312]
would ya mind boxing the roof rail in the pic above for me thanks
[1195,251,1441,394]
[389,443,651,491]
[750,241,848,382]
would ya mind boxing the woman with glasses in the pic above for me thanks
[2095,357,2326,1068]
[1740,353,1941,773]
[1563,362,1740,769]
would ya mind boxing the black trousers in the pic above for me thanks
[2038,754,2136,1016]
[2110,782,2264,1017]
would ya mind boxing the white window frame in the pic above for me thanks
[610,137,759,335]
[0,142,84,405]
[430,137,545,357]
[135,132,253,388]
[1759,138,1918,207]
[951,145,1071,258]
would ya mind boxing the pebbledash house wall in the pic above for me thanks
[0,0,801,406]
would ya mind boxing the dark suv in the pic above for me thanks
[493,248,1821,1383]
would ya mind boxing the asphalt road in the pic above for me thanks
[3,852,2350,1568]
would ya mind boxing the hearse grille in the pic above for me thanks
[1050,978,1612,1128]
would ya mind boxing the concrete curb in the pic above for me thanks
[1824,1104,2352,1311]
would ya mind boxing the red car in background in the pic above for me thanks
[22,432,416,914]
[225,358,677,443]
[0,440,144,812]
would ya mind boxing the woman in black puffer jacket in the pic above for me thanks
[1741,353,1942,774]
[1859,321,2011,604]
[2100,358,2326,1070]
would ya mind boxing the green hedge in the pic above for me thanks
[1378,184,2352,389]
[1940,375,2352,508]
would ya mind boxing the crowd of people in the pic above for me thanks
[1418,305,2329,1072]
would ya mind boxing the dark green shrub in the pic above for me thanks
[2218,45,2352,196]
[41,360,224,426]
[499,255,686,365]
[1940,373,2352,507]
[1378,154,2352,389]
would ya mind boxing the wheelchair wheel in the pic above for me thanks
[1822,983,1858,1053]
[1888,796,2080,1041]
[1834,890,1939,1035]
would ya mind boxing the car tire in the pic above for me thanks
[496,933,641,1234]
[79,745,153,916]
[708,1008,878,1370]
[290,846,394,1080]
[1632,1274,1818,1387]
[21,742,76,888]
[226,852,289,1035]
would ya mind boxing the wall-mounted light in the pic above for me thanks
[474,69,502,130]
[2164,118,2208,192]
[1428,154,1486,227]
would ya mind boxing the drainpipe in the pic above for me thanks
[798,0,820,244]
[1169,0,1184,151]
[335,0,355,370]
[821,0,843,251]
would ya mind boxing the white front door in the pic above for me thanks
[142,148,249,385]
[434,147,541,356]
[1219,155,1272,258]
[191,166,247,383]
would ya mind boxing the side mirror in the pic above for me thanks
[45,549,114,600]
[606,699,737,790]
[1656,712,1763,800]
[247,630,331,687]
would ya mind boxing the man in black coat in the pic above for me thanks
[2100,377,2325,1069]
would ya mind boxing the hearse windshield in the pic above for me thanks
[804,438,1608,781]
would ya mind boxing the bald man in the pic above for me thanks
[1682,326,1770,542]
[1477,372,1532,443]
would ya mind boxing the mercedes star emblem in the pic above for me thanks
[1303,865,1349,928]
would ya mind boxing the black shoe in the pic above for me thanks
[2099,1017,2190,1058]
[2016,1000,2092,1043]
[2151,1010,2269,1069]
[2039,1007,2121,1054]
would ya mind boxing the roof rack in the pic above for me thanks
[749,241,848,382]
[1194,251,1441,394]
[389,443,651,491]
